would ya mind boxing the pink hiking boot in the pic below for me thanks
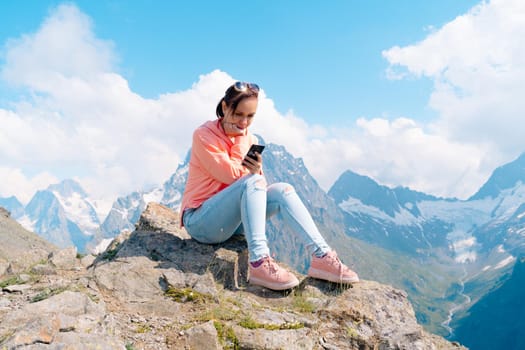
[249,256,300,291]
[307,251,359,284]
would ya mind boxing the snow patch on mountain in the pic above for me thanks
[494,256,516,270]
[448,230,478,263]
[488,184,525,223]
[515,227,525,236]
[417,199,493,227]
[89,198,114,222]
[144,187,164,204]
[92,237,115,255]
[17,214,36,233]
[52,190,99,235]
[339,197,420,226]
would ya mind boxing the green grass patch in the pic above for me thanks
[165,287,212,303]
[292,293,316,313]
[0,276,22,288]
[30,286,68,303]
[214,321,239,350]
[239,315,304,330]
[197,304,239,322]
[135,323,152,334]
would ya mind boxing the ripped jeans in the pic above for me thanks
[182,174,331,262]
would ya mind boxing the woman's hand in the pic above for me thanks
[242,152,262,174]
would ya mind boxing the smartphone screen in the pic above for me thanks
[246,144,265,160]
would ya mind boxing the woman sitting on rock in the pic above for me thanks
[180,81,359,291]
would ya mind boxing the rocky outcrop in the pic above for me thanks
[0,206,57,277]
[0,203,466,349]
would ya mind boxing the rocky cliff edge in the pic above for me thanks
[0,203,465,349]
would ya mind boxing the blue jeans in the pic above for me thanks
[182,174,331,262]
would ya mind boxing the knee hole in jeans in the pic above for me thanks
[246,174,267,191]
[254,178,266,190]
[276,183,295,196]
[283,185,294,194]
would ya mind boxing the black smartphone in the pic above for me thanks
[246,144,265,160]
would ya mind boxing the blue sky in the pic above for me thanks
[1,0,524,215]
[0,0,478,122]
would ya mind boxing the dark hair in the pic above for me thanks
[215,84,259,118]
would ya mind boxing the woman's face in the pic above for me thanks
[222,96,258,135]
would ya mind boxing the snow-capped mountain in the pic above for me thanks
[327,162,525,259]
[47,180,101,236]
[99,190,153,238]
[99,157,189,240]
[14,179,100,251]
[469,153,525,201]
[328,170,451,254]
[328,153,525,340]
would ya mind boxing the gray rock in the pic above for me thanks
[48,246,78,269]
[0,297,10,308]
[80,253,96,267]
[0,260,9,277]
[3,315,59,348]
[234,326,316,350]
[3,290,105,325]
[31,263,57,275]
[0,207,9,218]
[3,284,32,294]
[53,332,126,349]
[185,320,221,350]
[18,273,32,283]
[0,212,56,274]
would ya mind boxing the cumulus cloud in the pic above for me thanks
[0,167,58,203]
[1,1,523,213]
[2,3,115,88]
[383,0,525,171]
[0,4,229,204]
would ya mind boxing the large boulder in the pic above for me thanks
[0,206,57,276]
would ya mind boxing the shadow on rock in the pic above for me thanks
[91,203,309,306]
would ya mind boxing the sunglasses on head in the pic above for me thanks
[233,81,260,93]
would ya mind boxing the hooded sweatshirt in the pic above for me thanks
[180,119,260,225]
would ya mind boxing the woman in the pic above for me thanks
[180,81,359,291]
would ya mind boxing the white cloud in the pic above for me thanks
[2,4,115,88]
[256,114,487,199]
[0,4,231,204]
[0,168,58,203]
[383,0,525,167]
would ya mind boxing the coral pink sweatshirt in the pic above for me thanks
[180,119,259,225]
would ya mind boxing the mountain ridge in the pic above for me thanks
[469,152,525,201]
